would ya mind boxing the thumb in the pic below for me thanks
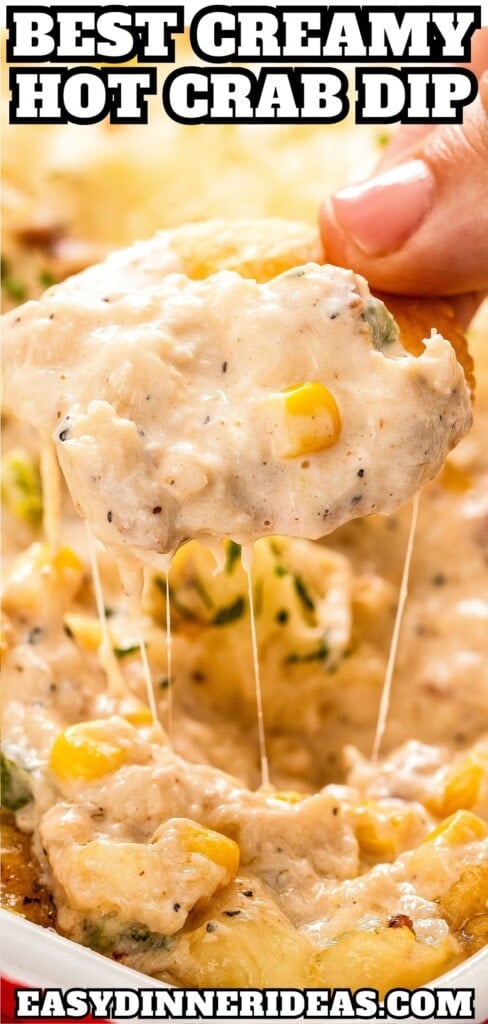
[320,73,488,296]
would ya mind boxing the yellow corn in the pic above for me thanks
[118,695,153,726]
[266,381,341,458]
[2,543,83,614]
[63,614,103,652]
[356,802,419,859]
[426,756,484,818]
[179,822,240,876]
[50,722,127,781]
[53,547,82,573]
[423,810,488,845]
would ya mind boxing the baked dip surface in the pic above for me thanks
[2,72,487,993]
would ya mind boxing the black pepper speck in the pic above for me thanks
[107,511,113,523]
[27,626,43,644]
[59,429,69,442]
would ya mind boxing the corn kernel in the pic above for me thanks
[50,722,127,781]
[423,810,488,845]
[54,547,82,573]
[63,614,103,652]
[179,822,240,876]
[118,695,153,726]
[426,756,484,818]
[2,543,83,614]
[265,382,341,459]
[355,801,424,860]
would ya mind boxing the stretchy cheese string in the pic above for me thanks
[242,545,270,788]
[371,491,421,762]
[40,430,62,553]
[86,524,158,724]
[85,522,127,701]
[138,624,159,725]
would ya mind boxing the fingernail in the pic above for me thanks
[331,159,435,256]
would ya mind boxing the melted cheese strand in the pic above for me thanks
[117,564,159,726]
[242,546,270,788]
[85,522,127,700]
[39,430,62,552]
[138,628,158,724]
[165,571,173,739]
[371,491,421,762]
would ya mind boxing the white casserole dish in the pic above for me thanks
[2,909,487,1024]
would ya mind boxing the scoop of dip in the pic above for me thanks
[1,240,472,564]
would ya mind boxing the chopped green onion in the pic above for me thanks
[213,595,245,626]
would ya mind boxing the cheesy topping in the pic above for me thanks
[2,254,471,566]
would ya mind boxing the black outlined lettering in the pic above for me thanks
[163,66,348,124]
[6,5,184,63]
[10,985,479,1019]
[14,989,41,1018]
[356,67,477,124]
[384,988,412,1019]
[6,7,56,59]
[9,66,157,124]
[436,989,476,1018]
[188,5,481,64]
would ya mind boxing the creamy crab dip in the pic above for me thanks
[2,251,472,565]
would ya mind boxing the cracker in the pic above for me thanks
[165,219,474,393]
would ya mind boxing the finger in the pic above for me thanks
[375,26,488,172]
[320,73,488,296]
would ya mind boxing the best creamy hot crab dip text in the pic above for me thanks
[1,81,487,994]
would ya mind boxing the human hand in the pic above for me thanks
[320,28,488,324]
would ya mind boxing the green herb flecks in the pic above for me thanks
[286,636,330,666]
[113,644,141,659]
[1,256,27,304]
[83,916,171,956]
[1,450,43,525]
[376,130,390,148]
[1,752,32,811]
[225,540,242,574]
[364,298,399,349]
[154,577,201,622]
[38,269,56,289]
[293,574,315,614]
[212,595,245,626]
